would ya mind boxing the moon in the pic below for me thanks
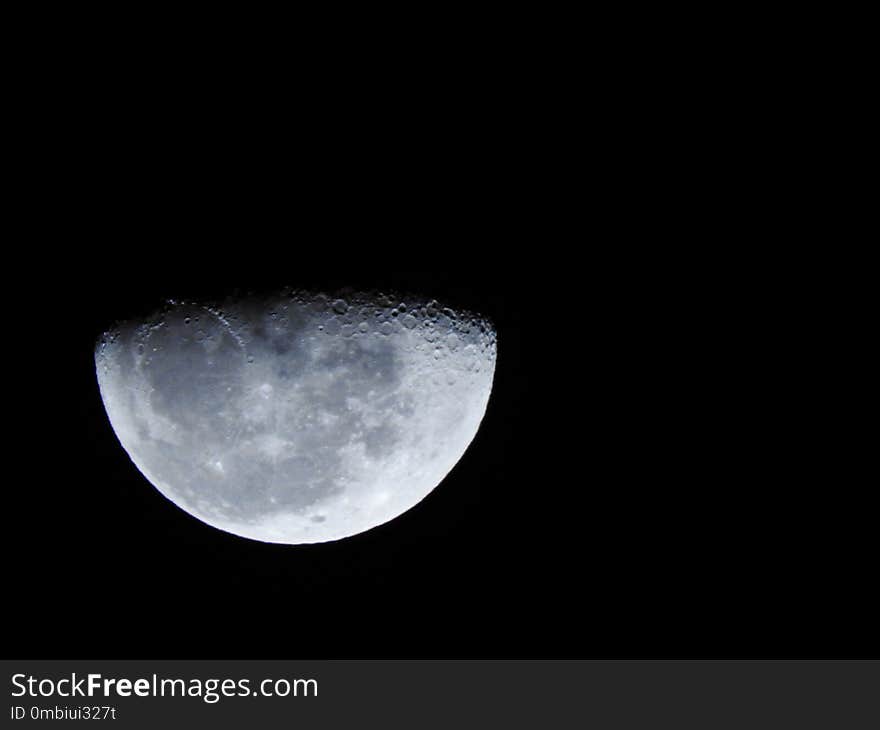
[94,290,496,544]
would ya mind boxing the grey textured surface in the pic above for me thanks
[95,291,496,543]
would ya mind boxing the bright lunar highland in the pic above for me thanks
[95,290,497,544]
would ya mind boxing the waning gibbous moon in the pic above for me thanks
[94,289,497,544]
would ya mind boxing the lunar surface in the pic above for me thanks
[95,290,496,544]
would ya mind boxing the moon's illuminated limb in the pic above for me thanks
[95,290,496,544]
